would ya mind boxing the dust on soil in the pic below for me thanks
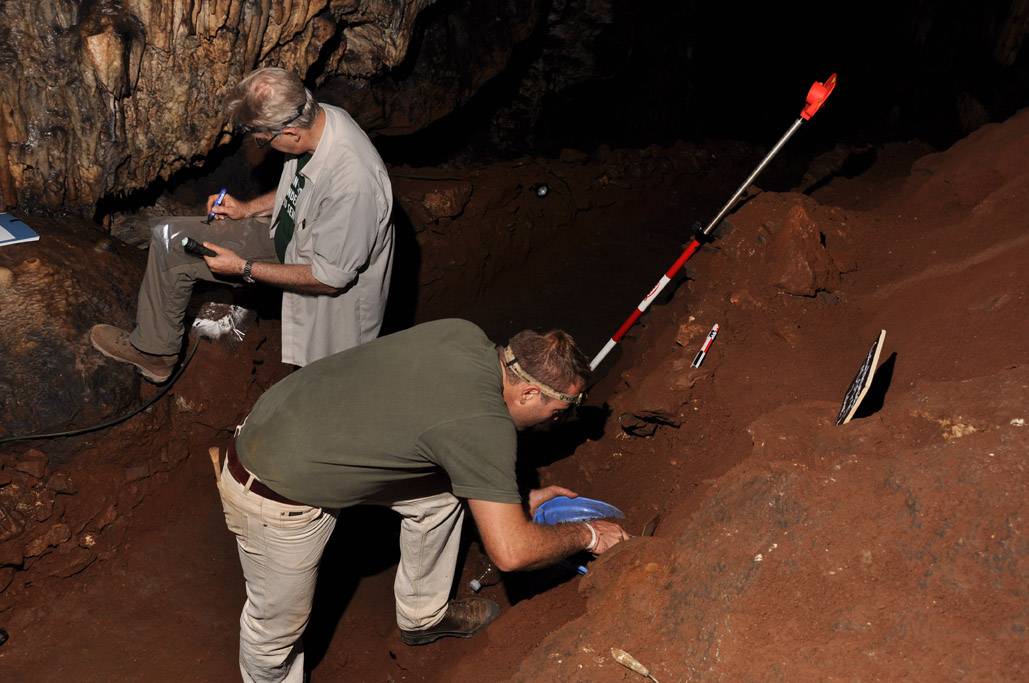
[0,111,1026,680]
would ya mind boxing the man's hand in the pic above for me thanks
[206,193,250,220]
[202,242,247,277]
[527,485,577,517]
[586,519,630,555]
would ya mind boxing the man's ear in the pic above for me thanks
[519,385,540,404]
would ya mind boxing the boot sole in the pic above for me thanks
[400,627,480,646]
[399,603,500,646]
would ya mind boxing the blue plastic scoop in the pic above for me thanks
[469,495,626,590]
[533,496,624,575]
[532,495,625,525]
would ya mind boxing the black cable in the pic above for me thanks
[0,337,201,446]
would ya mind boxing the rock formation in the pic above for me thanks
[0,219,143,438]
[320,0,544,137]
[0,0,440,212]
[0,0,648,214]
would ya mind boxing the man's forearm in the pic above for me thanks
[468,499,626,572]
[249,261,340,295]
[513,522,593,571]
[244,191,276,218]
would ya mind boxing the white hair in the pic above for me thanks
[226,67,318,131]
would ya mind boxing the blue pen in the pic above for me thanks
[206,187,228,223]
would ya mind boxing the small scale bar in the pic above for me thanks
[690,323,719,368]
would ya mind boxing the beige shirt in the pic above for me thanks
[270,104,394,366]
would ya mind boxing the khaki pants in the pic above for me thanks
[216,459,463,682]
[130,216,277,356]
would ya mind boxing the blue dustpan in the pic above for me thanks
[533,496,625,525]
[533,496,624,576]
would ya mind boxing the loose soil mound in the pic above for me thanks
[512,368,1027,680]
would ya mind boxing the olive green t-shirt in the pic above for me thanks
[236,319,520,508]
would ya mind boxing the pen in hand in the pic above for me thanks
[206,187,228,224]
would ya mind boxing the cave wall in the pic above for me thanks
[317,0,613,148]
[1,0,1025,215]
[0,0,438,213]
[318,0,545,137]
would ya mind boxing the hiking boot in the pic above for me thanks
[90,324,177,383]
[399,598,501,646]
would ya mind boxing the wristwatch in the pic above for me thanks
[242,259,256,284]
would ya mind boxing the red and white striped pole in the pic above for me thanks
[589,74,837,371]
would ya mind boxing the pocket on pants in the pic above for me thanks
[263,503,322,530]
[217,467,256,544]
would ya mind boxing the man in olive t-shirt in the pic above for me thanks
[216,318,630,682]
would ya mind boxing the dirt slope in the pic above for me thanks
[456,110,1029,680]
[508,370,1026,680]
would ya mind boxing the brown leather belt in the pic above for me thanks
[226,444,304,507]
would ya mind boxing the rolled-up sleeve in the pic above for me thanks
[309,190,380,289]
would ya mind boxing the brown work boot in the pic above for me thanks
[89,324,177,383]
[399,598,501,646]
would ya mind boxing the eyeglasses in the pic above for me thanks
[238,104,307,148]
[253,130,281,149]
[551,404,579,423]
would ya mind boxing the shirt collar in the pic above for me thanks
[295,105,334,184]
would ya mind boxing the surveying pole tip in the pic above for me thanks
[800,73,837,120]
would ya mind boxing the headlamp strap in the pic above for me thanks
[503,346,583,405]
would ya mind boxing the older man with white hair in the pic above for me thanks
[91,67,394,379]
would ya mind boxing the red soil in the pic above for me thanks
[0,111,1026,680]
